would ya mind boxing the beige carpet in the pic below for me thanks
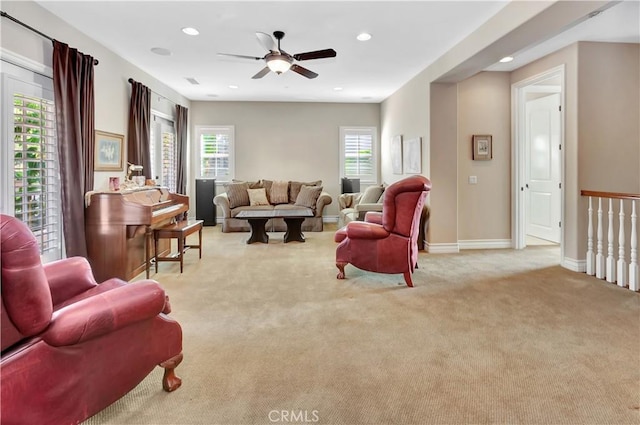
[85,225,640,425]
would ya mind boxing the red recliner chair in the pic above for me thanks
[0,214,183,425]
[334,175,431,287]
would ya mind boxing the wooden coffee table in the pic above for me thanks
[235,209,313,244]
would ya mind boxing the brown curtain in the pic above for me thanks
[127,80,151,178]
[52,40,95,258]
[175,104,188,194]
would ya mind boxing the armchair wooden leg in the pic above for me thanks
[336,262,347,279]
[403,272,414,288]
[160,352,183,392]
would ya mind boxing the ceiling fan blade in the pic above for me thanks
[256,32,278,52]
[217,53,262,61]
[293,49,337,61]
[290,64,318,79]
[252,66,271,79]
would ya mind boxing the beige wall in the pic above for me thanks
[1,0,190,192]
[429,83,458,247]
[457,72,511,241]
[190,101,380,217]
[577,42,640,194]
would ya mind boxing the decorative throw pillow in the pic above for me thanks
[224,182,250,208]
[247,188,270,206]
[295,185,323,209]
[360,184,385,204]
[289,180,322,204]
[270,180,289,204]
[261,180,274,202]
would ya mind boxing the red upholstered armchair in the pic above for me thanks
[0,214,183,425]
[334,175,431,287]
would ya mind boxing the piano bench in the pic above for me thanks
[154,219,203,273]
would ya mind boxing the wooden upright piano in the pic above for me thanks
[85,187,189,282]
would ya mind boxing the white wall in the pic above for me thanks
[190,101,380,217]
[1,0,190,192]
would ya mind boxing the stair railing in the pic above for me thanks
[581,190,639,291]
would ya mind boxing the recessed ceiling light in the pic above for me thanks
[207,94,219,98]
[182,27,199,36]
[499,56,514,63]
[151,47,172,56]
[228,85,239,89]
[333,87,343,91]
[357,33,372,41]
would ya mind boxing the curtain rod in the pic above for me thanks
[128,78,179,107]
[1,10,99,66]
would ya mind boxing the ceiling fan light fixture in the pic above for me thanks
[266,54,293,74]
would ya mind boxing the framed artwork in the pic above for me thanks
[94,130,124,171]
[403,137,422,174]
[472,134,492,160]
[391,135,403,174]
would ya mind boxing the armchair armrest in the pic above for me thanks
[345,221,389,240]
[213,192,231,218]
[44,257,98,306]
[364,211,383,224]
[314,191,333,217]
[354,203,383,221]
[42,281,166,347]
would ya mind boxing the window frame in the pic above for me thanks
[2,58,63,262]
[339,126,378,185]
[150,110,177,191]
[195,125,235,183]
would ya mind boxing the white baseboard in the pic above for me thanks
[425,242,459,254]
[458,239,513,250]
[562,257,586,272]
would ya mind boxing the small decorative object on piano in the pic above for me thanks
[126,163,144,182]
[146,179,156,186]
[109,177,120,191]
[133,176,146,187]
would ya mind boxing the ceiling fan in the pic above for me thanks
[218,31,337,79]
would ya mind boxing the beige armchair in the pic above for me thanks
[338,184,385,228]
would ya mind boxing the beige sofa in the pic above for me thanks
[214,179,332,233]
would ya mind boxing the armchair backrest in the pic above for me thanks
[381,176,431,237]
[1,214,53,352]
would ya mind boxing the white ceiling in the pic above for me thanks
[36,1,639,103]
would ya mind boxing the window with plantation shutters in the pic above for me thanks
[150,113,177,192]
[340,126,378,183]
[196,125,234,182]
[11,93,62,261]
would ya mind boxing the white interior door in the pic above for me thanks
[525,93,561,243]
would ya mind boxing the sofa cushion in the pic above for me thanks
[270,180,289,204]
[360,184,385,204]
[289,180,321,203]
[247,188,270,206]
[295,185,323,209]
[224,182,250,208]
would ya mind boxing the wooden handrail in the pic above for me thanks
[581,190,640,201]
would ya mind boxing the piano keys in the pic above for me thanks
[85,187,189,282]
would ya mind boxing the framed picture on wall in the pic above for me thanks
[403,137,422,174]
[472,134,492,160]
[94,130,124,171]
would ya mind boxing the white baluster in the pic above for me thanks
[606,198,616,283]
[586,196,595,276]
[596,197,605,279]
[617,199,627,287]
[629,200,638,291]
